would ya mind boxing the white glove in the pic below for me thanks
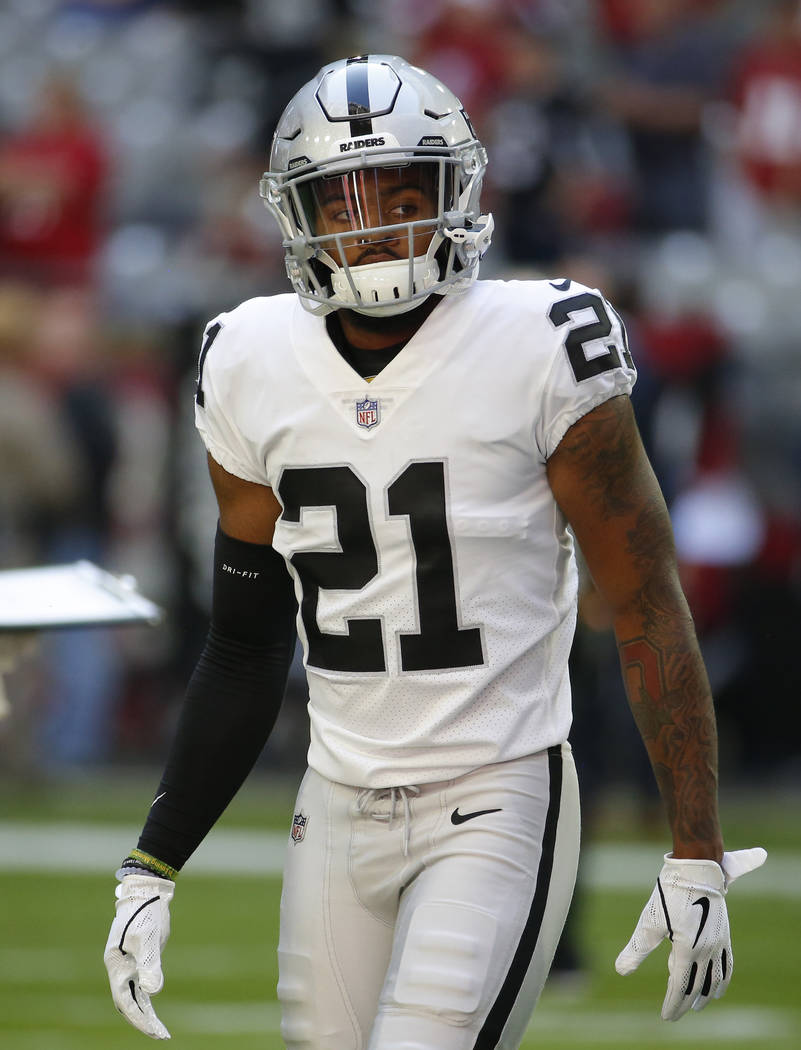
[104,873,175,1039]
[615,847,767,1021]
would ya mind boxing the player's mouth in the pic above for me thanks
[355,246,401,266]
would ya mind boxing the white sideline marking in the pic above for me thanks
[0,822,795,896]
[581,844,797,897]
[0,945,260,982]
[1,996,797,1042]
[0,822,288,875]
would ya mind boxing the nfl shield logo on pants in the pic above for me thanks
[291,812,308,844]
[356,397,380,429]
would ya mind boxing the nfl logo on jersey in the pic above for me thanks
[291,812,308,844]
[356,397,380,429]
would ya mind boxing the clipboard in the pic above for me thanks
[0,561,162,718]
[0,560,162,632]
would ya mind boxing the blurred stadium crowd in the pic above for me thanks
[1,0,800,789]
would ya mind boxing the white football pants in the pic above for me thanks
[277,743,580,1050]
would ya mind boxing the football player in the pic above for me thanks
[104,55,766,1047]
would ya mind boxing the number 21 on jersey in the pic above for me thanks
[278,461,484,675]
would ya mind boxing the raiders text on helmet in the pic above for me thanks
[260,55,493,316]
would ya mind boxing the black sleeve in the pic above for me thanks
[135,524,297,872]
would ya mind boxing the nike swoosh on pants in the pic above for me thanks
[451,807,502,825]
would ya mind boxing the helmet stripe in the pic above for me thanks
[346,56,373,137]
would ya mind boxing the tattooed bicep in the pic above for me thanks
[547,395,647,520]
[547,394,680,614]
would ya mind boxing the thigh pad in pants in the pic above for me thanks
[393,901,498,1022]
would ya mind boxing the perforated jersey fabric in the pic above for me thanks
[195,278,636,788]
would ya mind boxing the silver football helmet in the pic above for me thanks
[260,54,493,316]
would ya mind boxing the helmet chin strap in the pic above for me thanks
[442,213,494,261]
[351,297,428,318]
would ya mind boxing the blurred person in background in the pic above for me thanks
[173,150,287,318]
[596,0,734,233]
[27,287,123,770]
[711,2,801,776]
[671,414,801,780]
[0,282,89,776]
[484,29,631,267]
[729,0,801,210]
[103,321,194,762]
[0,73,108,288]
[0,283,84,569]
[412,0,517,127]
[634,290,731,504]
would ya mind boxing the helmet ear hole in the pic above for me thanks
[434,240,450,279]
[308,257,334,294]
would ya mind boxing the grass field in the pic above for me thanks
[1,773,799,1050]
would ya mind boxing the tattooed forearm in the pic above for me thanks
[615,484,722,855]
[618,630,721,858]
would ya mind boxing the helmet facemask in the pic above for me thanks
[298,159,444,315]
[261,144,492,317]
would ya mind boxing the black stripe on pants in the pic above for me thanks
[474,744,563,1050]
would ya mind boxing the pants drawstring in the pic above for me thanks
[355,785,421,857]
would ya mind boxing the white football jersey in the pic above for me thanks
[195,278,636,788]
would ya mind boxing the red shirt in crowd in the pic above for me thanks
[731,35,801,199]
[0,120,107,283]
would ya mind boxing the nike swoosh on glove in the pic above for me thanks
[615,847,767,1021]
[104,873,175,1039]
